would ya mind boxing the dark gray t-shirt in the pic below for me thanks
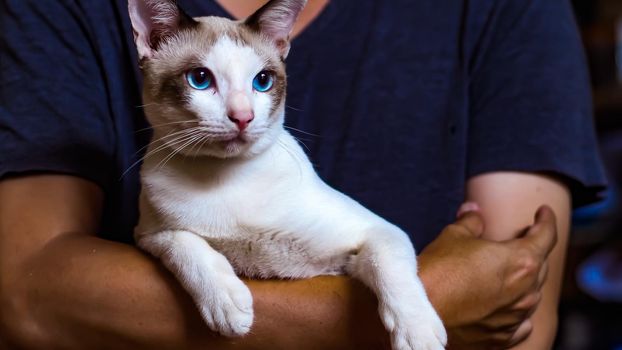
[0,0,606,248]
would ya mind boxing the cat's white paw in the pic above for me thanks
[196,273,254,337]
[381,302,447,350]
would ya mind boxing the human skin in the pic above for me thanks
[465,172,570,350]
[0,173,561,349]
[419,172,569,350]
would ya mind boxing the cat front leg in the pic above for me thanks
[348,225,447,350]
[279,179,447,349]
[136,230,253,337]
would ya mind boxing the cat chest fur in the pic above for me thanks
[137,135,353,278]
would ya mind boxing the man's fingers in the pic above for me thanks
[511,291,541,315]
[506,319,533,348]
[454,209,485,238]
[537,261,548,288]
[523,205,558,257]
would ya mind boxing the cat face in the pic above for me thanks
[141,18,288,159]
[129,0,306,158]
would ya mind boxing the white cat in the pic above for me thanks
[129,0,447,349]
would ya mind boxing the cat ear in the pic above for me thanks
[245,0,307,59]
[128,0,197,61]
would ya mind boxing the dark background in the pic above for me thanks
[556,1,622,349]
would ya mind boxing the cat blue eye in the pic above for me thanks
[186,68,213,90]
[252,71,274,92]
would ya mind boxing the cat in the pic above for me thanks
[128,0,447,349]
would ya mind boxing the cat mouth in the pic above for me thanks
[216,133,248,145]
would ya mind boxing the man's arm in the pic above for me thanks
[466,171,571,349]
[0,173,563,349]
[0,175,390,350]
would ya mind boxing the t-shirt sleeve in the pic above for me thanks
[467,0,607,207]
[0,0,115,189]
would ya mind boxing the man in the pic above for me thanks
[0,0,605,349]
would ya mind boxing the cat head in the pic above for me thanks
[128,0,306,159]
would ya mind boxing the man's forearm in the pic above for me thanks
[3,233,389,350]
[0,175,389,350]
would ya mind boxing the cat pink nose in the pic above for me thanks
[228,110,254,131]
[227,91,254,131]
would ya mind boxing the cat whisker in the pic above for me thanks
[131,127,203,158]
[135,126,207,160]
[121,136,188,179]
[151,130,200,153]
[289,134,312,154]
[197,123,229,131]
[121,128,204,179]
[157,134,204,170]
[187,136,201,159]
[135,102,160,109]
[283,126,319,138]
[135,120,198,134]
[161,128,204,150]
[276,139,304,180]
[189,134,211,158]
[152,126,204,146]
[154,135,200,170]
[193,136,211,158]
[286,105,304,112]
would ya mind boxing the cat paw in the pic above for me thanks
[382,303,447,350]
[197,273,254,337]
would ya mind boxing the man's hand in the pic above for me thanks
[418,205,557,349]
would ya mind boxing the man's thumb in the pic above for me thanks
[523,205,558,256]
[455,202,484,237]
[456,202,480,218]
